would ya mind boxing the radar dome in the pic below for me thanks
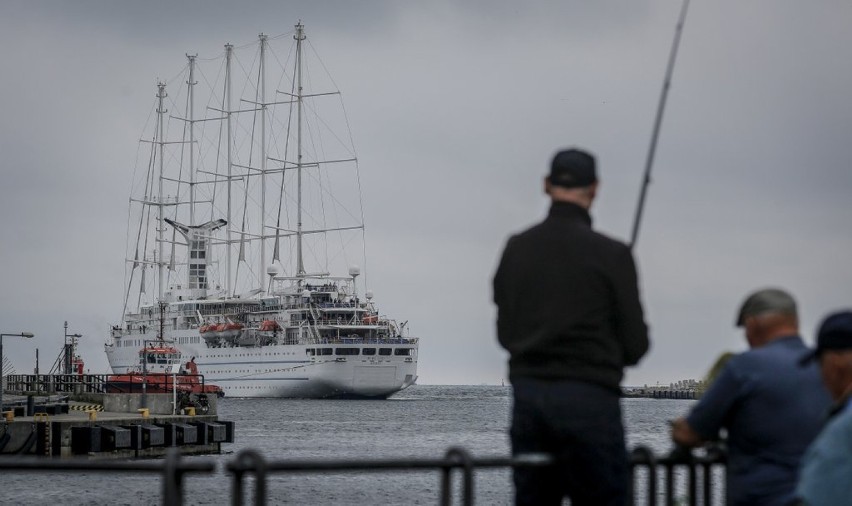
[348,265,361,277]
[365,290,374,300]
[266,265,281,276]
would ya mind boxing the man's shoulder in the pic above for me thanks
[589,228,630,252]
[735,336,806,362]
[514,219,629,250]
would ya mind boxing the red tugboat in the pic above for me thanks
[106,343,223,397]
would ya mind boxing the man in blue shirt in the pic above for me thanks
[671,288,831,506]
[796,310,852,505]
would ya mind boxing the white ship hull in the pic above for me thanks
[106,331,418,398]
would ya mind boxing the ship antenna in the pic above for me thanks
[629,0,690,249]
[295,22,306,277]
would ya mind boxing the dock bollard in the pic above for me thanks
[85,409,98,421]
[137,408,150,419]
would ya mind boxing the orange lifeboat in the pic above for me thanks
[220,322,243,339]
[362,314,378,324]
[259,320,281,332]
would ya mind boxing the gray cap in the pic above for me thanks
[735,288,797,327]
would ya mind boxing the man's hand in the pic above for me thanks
[670,417,704,447]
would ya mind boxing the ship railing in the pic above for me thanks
[306,337,418,345]
[4,374,110,395]
[309,318,384,326]
[0,445,727,505]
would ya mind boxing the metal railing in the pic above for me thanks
[4,373,211,396]
[5,374,111,395]
[0,445,726,506]
[630,444,726,505]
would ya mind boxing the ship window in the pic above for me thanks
[394,348,412,356]
[319,348,333,356]
[362,348,376,355]
[378,348,392,356]
[335,348,359,356]
[306,349,315,356]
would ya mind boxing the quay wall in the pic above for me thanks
[98,393,218,415]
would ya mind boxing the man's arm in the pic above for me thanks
[613,245,650,365]
[493,238,514,352]
[670,360,743,445]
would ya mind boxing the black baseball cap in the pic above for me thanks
[800,310,852,364]
[735,288,797,327]
[548,149,597,188]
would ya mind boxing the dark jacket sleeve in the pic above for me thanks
[613,244,650,366]
[493,237,514,352]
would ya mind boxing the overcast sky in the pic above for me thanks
[1,1,850,386]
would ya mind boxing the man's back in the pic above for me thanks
[687,336,831,504]
[494,201,648,391]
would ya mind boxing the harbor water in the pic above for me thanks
[1,385,695,505]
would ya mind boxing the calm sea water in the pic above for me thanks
[1,385,695,505]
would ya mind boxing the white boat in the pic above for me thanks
[105,23,418,398]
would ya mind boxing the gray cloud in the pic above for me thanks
[1,1,850,386]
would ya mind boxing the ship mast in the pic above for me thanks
[259,33,269,293]
[224,44,234,296]
[156,82,168,300]
[187,54,197,227]
[295,22,306,277]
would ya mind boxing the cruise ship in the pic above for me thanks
[105,23,418,398]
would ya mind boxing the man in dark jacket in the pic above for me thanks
[494,148,650,506]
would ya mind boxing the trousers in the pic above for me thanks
[510,377,627,506]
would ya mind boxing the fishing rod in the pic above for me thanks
[629,0,691,249]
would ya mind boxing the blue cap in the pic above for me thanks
[800,310,852,364]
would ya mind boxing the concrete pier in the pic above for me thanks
[0,393,233,458]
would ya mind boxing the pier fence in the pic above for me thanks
[5,373,210,396]
[0,444,726,505]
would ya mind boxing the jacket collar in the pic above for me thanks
[548,201,592,226]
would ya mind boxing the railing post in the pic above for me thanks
[631,446,657,506]
[230,448,267,506]
[163,448,183,506]
[444,447,474,506]
[439,465,452,506]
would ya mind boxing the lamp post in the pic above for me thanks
[1,332,34,413]
[63,321,82,375]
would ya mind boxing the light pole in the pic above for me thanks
[1,332,34,413]
[63,321,82,375]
